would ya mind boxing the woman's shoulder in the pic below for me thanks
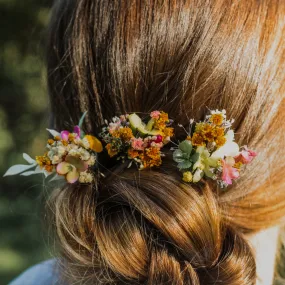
[9,259,63,285]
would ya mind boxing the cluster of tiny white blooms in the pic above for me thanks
[47,142,67,164]
[79,171,94,183]
[150,141,163,148]
[46,132,97,167]
[210,109,226,117]
[87,155,96,166]
[81,137,90,149]
[108,116,122,133]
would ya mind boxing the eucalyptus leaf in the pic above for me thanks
[46,128,61,138]
[23,153,36,164]
[173,149,185,163]
[190,152,200,164]
[177,161,192,170]
[3,164,36,177]
[78,111,88,128]
[20,170,42,176]
[179,140,193,155]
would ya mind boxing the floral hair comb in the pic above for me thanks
[172,110,257,187]
[4,112,103,184]
[4,109,257,188]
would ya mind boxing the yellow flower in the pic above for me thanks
[191,133,205,146]
[140,147,162,168]
[84,135,103,152]
[106,143,118,157]
[113,127,134,141]
[212,127,225,138]
[182,171,193,183]
[215,136,226,147]
[210,114,224,126]
[36,154,53,172]
[154,112,169,130]
[163,127,174,137]
[233,161,243,169]
[47,139,55,145]
[203,131,215,142]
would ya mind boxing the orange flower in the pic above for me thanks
[36,154,53,172]
[154,112,169,130]
[113,127,134,141]
[210,114,224,126]
[47,139,55,145]
[203,131,215,142]
[212,127,225,138]
[128,148,140,159]
[106,143,118,157]
[233,161,243,169]
[141,147,162,168]
[45,164,54,172]
[191,133,205,146]
[61,140,69,146]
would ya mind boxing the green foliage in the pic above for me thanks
[0,1,52,284]
[173,140,200,170]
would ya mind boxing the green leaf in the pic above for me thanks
[190,152,200,164]
[146,118,155,131]
[179,140,192,155]
[46,128,61,137]
[23,153,36,164]
[78,111,88,128]
[3,164,36,177]
[173,149,185,163]
[177,161,192,170]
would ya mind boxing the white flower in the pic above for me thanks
[81,137,90,149]
[79,171,93,183]
[57,146,67,156]
[193,168,204,182]
[52,155,61,164]
[68,149,80,157]
[211,130,240,159]
[87,155,96,166]
[79,148,91,161]
[211,109,226,117]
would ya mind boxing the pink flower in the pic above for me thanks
[235,147,257,164]
[61,126,81,141]
[131,138,144,150]
[150,111,161,119]
[221,158,239,185]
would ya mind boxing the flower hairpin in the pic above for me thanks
[173,109,257,188]
[99,111,174,169]
[4,109,257,188]
[4,112,103,184]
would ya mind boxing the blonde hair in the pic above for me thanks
[47,0,285,284]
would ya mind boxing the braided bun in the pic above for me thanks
[50,166,256,284]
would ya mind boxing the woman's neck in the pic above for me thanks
[247,226,280,285]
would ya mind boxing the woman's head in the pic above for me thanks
[47,0,285,284]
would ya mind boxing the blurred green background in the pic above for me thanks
[0,0,52,284]
[0,1,285,285]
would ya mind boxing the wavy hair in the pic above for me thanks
[47,0,285,284]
